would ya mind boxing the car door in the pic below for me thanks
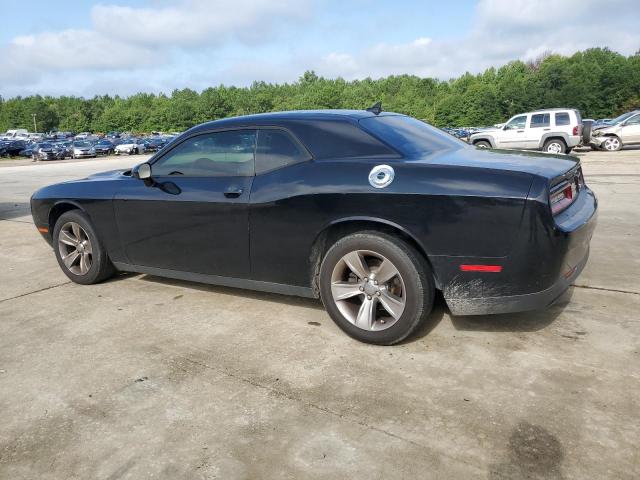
[113,129,257,278]
[248,128,313,285]
[528,113,550,148]
[496,115,528,149]
[620,114,640,143]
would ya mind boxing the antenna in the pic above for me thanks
[366,102,382,115]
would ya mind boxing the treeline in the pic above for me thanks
[1,48,639,133]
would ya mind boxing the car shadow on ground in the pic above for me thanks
[114,273,572,341]
[132,273,326,311]
[448,287,574,333]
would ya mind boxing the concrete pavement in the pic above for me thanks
[0,151,638,479]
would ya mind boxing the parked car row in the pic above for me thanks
[0,134,176,160]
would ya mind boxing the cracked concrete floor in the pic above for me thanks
[0,152,639,479]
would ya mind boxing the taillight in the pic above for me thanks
[550,182,576,215]
[572,125,579,136]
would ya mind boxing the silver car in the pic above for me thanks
[590,110,640,151]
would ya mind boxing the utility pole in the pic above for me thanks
[32,113,37,133]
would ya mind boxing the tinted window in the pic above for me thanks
[287,119,398,159]
[626,114,640,125]
[152,130,256,177]
[255,129,310,174]
[360,115,466,156]
[530,113,550,128]
[610,111,636,124]
[555,112,570,126]
[505,115,527,129]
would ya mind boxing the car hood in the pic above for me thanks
[420,147,578,179]
[592,124,618,133]
[470,127,501,136]
[86,169,127,179]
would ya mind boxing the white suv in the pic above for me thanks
[469,108,583,154]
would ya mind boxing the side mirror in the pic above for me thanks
[135,162,152,179]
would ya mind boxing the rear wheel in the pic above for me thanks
[474,140,491,149]
[53,210,115,285]
[319,232,434,345]
[602,136,622,151]
[543,138,567,154]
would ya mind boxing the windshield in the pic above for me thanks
[359,115,468,156]
[609,112,636,125]
[74,141,91,147]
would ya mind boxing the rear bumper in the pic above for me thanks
[443,187,597,316]
[567,135,581,148]
[446,248,589,315]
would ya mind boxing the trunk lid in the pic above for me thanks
[423,147,579,180]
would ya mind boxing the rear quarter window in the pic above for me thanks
[555,112,571,126]
[286,119,399,159]
[359,115,467,156]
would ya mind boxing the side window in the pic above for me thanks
[555,112,570,126]
[255,129,311,174]
[288,119,400,159]
[505,115,527,130]
[530,113,550,128]
[152,130,256,177]
[626,114,640,125]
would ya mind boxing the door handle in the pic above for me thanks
[543,128,551,131]
[224,187,243,198]
[517,130,524,133]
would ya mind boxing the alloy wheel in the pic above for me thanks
[58,221,93,275]
[546,142,563,154]
[330,250,406,331]
[603,137,620,151]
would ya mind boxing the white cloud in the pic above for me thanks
[0,0,310,94]
[91,0,310,47]
[313,0,640,80]
[0,0,638,97]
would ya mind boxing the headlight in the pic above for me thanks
[89,148,95,153]
[74,149,81,154]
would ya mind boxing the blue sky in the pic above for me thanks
[1,0,638,97]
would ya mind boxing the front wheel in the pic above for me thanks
[53,210,115,285]
[319,232,434,345]
[474,140,491,149]
[602,136,622,151]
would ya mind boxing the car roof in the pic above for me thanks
[191,109,400,132]
[519,108,577,115]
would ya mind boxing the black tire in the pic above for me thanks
[319,231,434,345]
[543,138,567,154]
[52,210,115,285]
[474,140,491,149]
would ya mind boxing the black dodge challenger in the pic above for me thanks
[31,109,597,345]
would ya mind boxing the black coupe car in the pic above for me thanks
[31,109,597,345]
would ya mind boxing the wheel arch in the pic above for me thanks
[471,135,496,148]
[309,217,441,295]
[48,200,86,233]
[539,132,569,148]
